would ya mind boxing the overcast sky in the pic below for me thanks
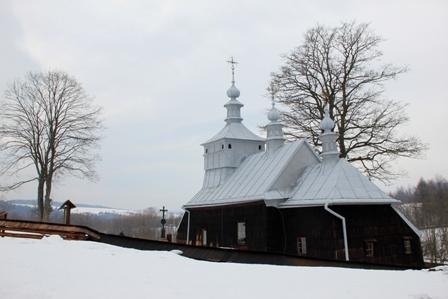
[0,0,447,210]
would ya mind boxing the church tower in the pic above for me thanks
[201,58,265,189]
[265,88,285,153]
[319,106,339,163]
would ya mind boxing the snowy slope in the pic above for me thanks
[5,199,135,215]
[69,206,135,215]
[1,236,447,299]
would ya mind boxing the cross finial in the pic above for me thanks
[268,81,277,107]
[227,56,238,84]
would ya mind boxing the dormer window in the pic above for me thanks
[228,144,232,149]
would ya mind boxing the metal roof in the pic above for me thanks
[202,122,265,145]
[184,141,307,208]
[280,159,398,208]
[186,141,399,209]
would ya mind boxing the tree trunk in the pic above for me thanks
[43,174,53,222]
[37,178,45,221]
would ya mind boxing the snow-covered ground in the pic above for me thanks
[1,236,447,299]
[70,206,135,215]
[8,200,135,215]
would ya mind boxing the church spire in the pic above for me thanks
[319,106,339,162]
[224,57,243,124]
[266,84,284,153]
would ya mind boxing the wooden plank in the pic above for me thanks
[0,231,44,239]
[0,220,101,240]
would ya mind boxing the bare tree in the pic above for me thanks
[270,22,426,181]
[0,71,101,221]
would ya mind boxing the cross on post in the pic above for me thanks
[160,206,168,239]
[227,56,238,84]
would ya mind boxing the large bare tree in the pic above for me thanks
[0,71,101,221]
[271,22,426,182]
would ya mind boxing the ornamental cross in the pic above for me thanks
[227,56,238,84]
[160,206,168,222]
[268,81,278,104]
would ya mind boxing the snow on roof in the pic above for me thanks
[202,122,265,144]
[280,159,398,208]
[185,141,307,208]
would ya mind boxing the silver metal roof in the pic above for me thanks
[202,122,265,145]
[185,141,399,209]
[280,159,398,208]
[184,141,307,208]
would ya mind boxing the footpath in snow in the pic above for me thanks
[1,236,447,299]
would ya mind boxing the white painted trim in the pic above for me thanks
[185,210,191,244]
[324,203,349,261]
[279,198,399,208]
[392,205,422,238]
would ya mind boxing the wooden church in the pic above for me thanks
[177,62,424,267]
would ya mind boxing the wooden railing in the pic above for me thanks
[0,219,101,240]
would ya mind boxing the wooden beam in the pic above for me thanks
[0,220,101,240]
[0,231,44,239]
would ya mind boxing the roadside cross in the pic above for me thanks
[160,206,168,239]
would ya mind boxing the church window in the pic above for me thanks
[403,237,412,254]
[297,237,307,255]
[364,239,376,257]
[237,222,246,245]
[228,144,232,149]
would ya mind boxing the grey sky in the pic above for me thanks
[1,0,447,210]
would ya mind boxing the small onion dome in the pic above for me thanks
[267,101,281,122]
[226,83,240,98]
[320,106,334,132]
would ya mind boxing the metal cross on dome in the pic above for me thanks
[268,81,278,102]
[227,56,238,84]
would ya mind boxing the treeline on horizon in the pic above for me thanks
[392,176,448,263]
[391,176,448,229]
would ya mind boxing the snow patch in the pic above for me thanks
[0,237,447,299]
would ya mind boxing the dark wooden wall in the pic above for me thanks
[279,205,424,267]
[177,202,268,251]
[177,203,424,267]
[279,207,339,259]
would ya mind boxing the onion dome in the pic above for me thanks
[267,101,281,122]
[226,83,240,98]
[320,106,334,132]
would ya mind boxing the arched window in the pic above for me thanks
[228,144,232,149]
[258,145,262,150]
[221,144,224,150]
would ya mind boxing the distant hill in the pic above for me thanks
[0,199,183,240]
[7,199,125,210]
